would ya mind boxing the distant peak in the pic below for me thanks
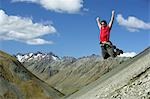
[15,51,60,62]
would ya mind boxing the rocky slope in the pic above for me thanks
[0,51,64,99]
[66,47,150,99]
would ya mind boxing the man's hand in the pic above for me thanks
[96,17,100,22]
[112,10,115,15]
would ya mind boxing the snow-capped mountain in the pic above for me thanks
[16,51,60,62]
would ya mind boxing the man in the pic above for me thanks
[96,10,123,59]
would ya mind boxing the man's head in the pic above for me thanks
[100,20,107,27]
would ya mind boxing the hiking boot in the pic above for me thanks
[113,45,116,49]
[116,49,123,55]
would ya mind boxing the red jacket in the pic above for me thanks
[100,26,110,42]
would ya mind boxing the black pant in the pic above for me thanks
[101,44,115,59]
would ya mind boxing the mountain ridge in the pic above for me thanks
[0,50,64,99]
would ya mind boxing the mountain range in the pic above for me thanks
[15,51,130,96]
[0,47,149,99]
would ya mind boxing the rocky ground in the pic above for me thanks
[66,47,150,99]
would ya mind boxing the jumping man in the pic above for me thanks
[96,10,123,59]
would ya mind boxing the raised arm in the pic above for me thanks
[96,17,101,30]
[108,10,115,29]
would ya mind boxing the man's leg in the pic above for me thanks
[101,46,110,59]
[112,44,124,55]
[106,45,116,58]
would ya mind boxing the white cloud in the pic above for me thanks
[116,14,150,32]
[119,52,137,57]
[26,38,53,45]
[0,9,56,45]
[12,0,84,14]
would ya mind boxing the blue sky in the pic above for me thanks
[0,0,149,58]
